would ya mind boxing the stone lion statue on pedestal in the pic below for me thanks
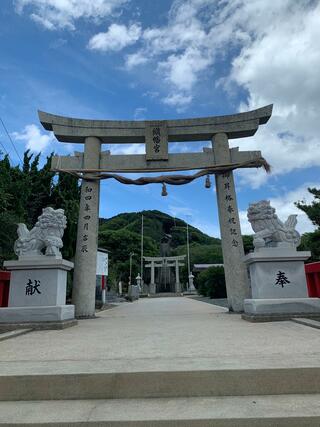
[14,207,67,258]
[247,200,301,250]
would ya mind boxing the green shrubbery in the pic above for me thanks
[196,266,227,299]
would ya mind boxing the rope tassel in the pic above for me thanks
[161,182,168,196]
[205,174,211,188]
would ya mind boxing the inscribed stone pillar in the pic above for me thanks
[72,136,101,317]
[213,133,250,312]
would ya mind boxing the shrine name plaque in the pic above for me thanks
[145,121,168,161]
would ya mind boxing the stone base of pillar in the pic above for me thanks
[0,305,75,323]
[175,282,181,293]
[149,283,156,295]
[127,285,139,301]
[243,298,320,322]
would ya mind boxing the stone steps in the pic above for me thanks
[0,394,320,426]
[291,317,320,330]
[1,367,320,401]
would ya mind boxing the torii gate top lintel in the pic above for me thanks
[38,104,272,144]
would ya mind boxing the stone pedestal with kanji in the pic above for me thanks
[0,258,75,326]
[242,247,320,320]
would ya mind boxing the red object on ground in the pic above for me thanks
[0,271,10,307]
[101,275,106,290]
[305,262,320,297]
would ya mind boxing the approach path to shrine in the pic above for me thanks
[0,297,320,375]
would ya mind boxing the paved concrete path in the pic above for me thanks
[0,297,320,375]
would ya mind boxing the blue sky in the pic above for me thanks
[0,0,319,236]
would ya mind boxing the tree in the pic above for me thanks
[196,266,227,299]
[296,187,320,261]
[0,152,80,267]
[295,188,320,227]
[50,172,80,260]
[242,235,254,254]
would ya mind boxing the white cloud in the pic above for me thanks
[239,182,319,235]
[225,0,320,187]
[168,205,195,219]
[125,51,148,69]
[13,124,54,152]
[133,107,147,120]
[159,47,211,93]
[15,0,128,30]
[17,0,320,182]
[162,93,192,110]
[109,143,145,155]
[126,0,214,107]
[88,23,141,52]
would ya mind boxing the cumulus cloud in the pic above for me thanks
[88,23,141,51]
[162,93,192,110]
[13,124,54,152]
[108,143,145,155]
[14,0,128,30]
[17,0,320,184]
[239,182,319,235]
[225,0,320,187]
[133,107,147,120]
[121,0,318,181]
[125,51,148,69]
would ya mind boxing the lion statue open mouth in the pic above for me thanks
[14,207,67,258]
[247,200,301,250]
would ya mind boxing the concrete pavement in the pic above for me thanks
[1,297,320,426]
[0,296,320,375]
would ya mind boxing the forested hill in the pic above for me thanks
[99,210,220,249]
[98,210,223,284]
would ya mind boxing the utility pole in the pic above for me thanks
[186,221,195,292]
[141,214,144,287]
[186,222,191,278]
[129,252,135,286]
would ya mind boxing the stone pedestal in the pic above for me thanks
[0,258,75,325]
[188,274,196,292]
[149,283,156,295]
[175,281,181,293]
[127,285,139,301]
[242,247,319,321]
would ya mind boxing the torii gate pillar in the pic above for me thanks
[213,133,250,311]
[72,136,101,317]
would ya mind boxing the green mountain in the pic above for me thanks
[98,210,222,286]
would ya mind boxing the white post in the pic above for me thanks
[213,133,250,312]
[101,288,106,305]
[118,281,122,296]
[72,136,101,318]
[189,273,196,292]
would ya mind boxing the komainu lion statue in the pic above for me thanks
[247,200,301,250]
[14,207,67,258]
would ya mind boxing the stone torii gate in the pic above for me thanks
[144,255,186,294]
[39,105,272,317]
